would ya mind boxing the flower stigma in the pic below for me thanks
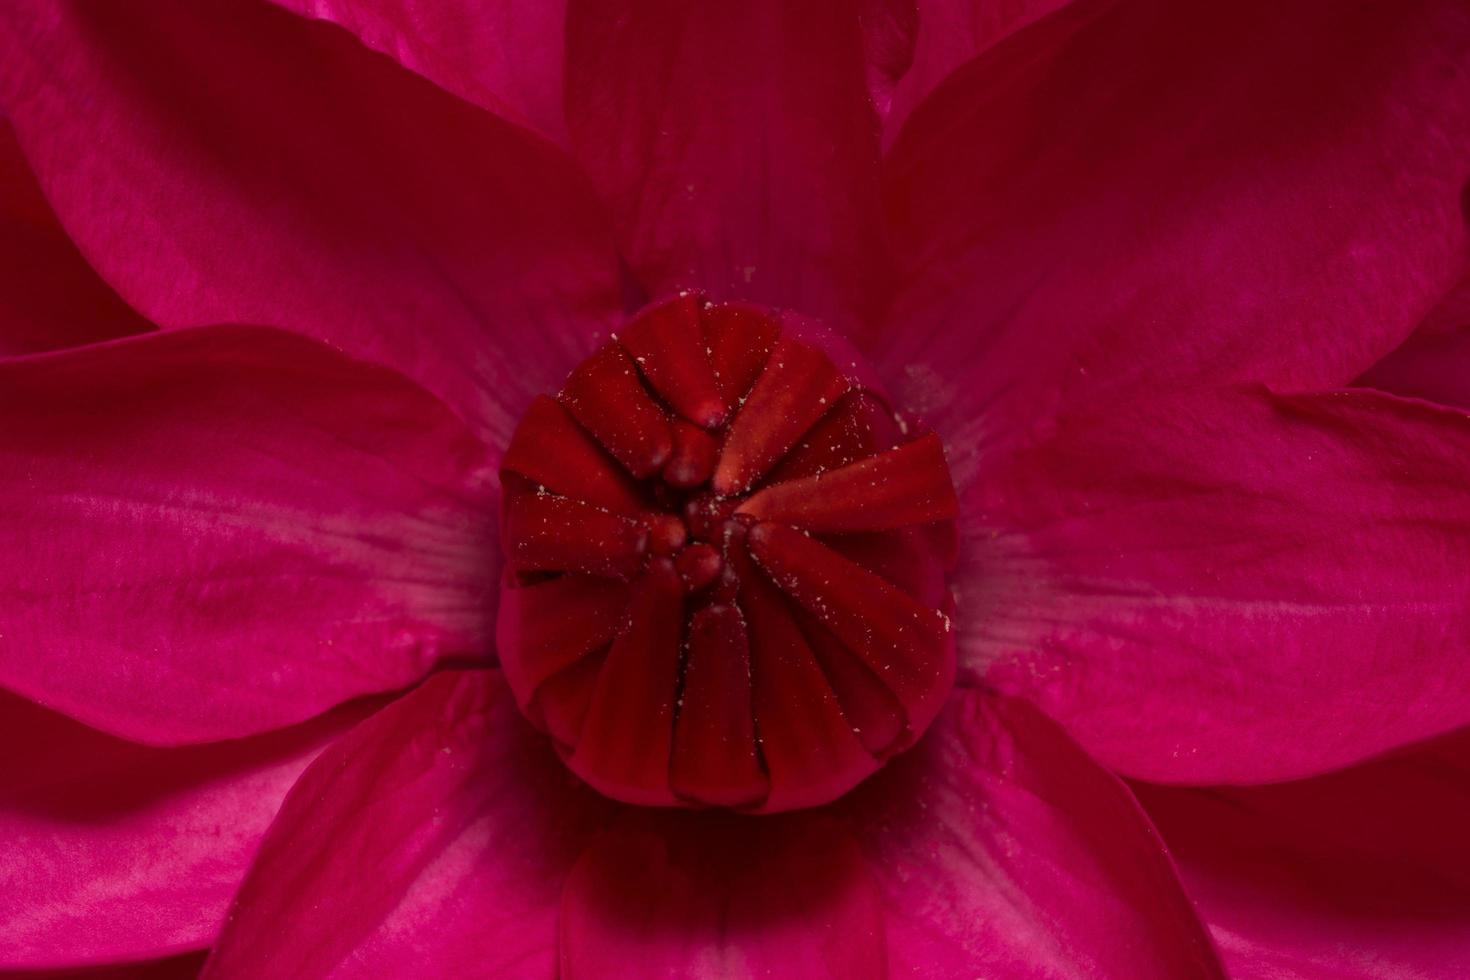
[496,294,959,812]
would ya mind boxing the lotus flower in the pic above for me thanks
[3,0,1469,977]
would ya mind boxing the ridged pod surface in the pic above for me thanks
[497,294,958,812]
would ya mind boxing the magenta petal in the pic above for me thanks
[0,123,153,356]
[1137,728,1470,979]
[203,670,612,980]
[968,385,1470,783]
[885,0,1073,145]
[837,689,1224,979]
[1358,275,1470,409]
[267,0,572,143]
[560,814,885,979]
[878,0,1470,464]
[0,0,621,446]
[0,327,496,744]
[564,0,895,333]
[0,691,370,969]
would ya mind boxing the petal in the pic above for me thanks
[267,0,571,143]
[884,0,1073,146]
[560,814,885,980]
[563,0,896,332]
[967,385,1470,783]
[878,0,1470,470]
[0,0,622,446]
[0,122,152,355]
[202,670,613,980]
[1357,274,1470,409]
[1136,727,1470,979]
[838,689,1224,979]
[0,327,496,744]
[0,690,370,969]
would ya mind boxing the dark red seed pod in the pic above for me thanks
[496,295,957,812]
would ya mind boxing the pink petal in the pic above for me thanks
[0,327,496,744]
[560,814,885,979]
[0,690,371,969]
[267,0,572,144]
[1357,274,1470,409]
[1136,727,1470,979]
[563,1,901,333]
[884,0,1073,146]
[837,689,1224,979]
[0,0,622,445]
[202,670,613,980]
[967,385,1470,783]
[0,123,152,356]
[877,0,1470,469]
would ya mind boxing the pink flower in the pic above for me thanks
[3,0,1469,977]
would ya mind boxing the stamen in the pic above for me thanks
[502,485,647,579]
[618,294,727,429]
[663,420,719,489]
[560,342,673,478]
[569,559,685,805]
[502,395,646,515]
[670,603,767,807]
[712,336,850,496]
[736,433,959,532]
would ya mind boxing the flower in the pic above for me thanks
[2,0,1469,977]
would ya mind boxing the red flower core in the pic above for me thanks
[496,295,958,812]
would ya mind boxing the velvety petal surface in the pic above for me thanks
[1358,274,1470,409]
[884,0,1072,146]
[561,815,886,979]
[0,0,622,445]
[0,691,372,969]
[967,385,1470,783]
[1136,727,1470,979]
[838,688,1224,978]
[0,326,496,744]
[564,0,901,332]
[203,670,612,980]
[0,122,152,355]
[878,0,1470,475]
[268,0,571,143]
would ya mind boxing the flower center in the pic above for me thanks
[496,295,958,812]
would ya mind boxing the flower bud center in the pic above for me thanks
[496,295,959,812]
